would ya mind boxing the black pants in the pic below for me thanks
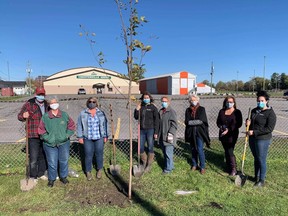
[221,141,236,171]
[28,138,47,178]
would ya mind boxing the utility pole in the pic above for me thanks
[263,56,266,90]
[236,71,239,95]
[252,69,255,93]
[210,61,214,95]
[26,61,32,95]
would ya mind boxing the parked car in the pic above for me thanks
[283,91,288,96]
[78,88,86,95]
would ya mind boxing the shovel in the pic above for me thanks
[109,104,121,176]
[133,112,144,177]
[235,108,251,187]
[20,120,37,191]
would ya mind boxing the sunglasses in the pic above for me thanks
[89,101,96,103]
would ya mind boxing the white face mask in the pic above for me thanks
[50,103,59,110]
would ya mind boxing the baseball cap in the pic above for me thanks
[35,87,46,95]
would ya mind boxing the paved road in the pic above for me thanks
[0,95,287,143]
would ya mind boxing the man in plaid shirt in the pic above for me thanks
[18,87,49,181]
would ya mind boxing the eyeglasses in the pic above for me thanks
[89,101,96,103]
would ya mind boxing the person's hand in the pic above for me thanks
[154,134,158,140]
[247,130,254,136]
[23,112,29,119]
[78,138,84,144]
[136,102,141,111]
[221,128,228,137]
[104,137,108,143]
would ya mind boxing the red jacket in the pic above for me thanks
[18,98,49,138]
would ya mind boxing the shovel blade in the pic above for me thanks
[133,165,144,177]
[235,174,247,187]
[20,178,37,192]
[110,164,121,176]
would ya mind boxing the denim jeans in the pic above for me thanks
[249,137,271,181]
[140,128,155,154]
[43,140,70,181]
[28,138,47,178]
[162,144,174,172]
[84,137,104,172]
[190,136,205,170]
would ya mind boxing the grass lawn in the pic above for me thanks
[0,140,287,216]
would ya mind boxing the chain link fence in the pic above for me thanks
[0,95,287,174]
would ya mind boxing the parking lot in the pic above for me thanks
[0,95,287,143]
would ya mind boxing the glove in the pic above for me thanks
[167,133,174,143]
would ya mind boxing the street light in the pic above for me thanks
[263,56,266,90]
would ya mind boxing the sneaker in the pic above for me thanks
[38,175,48,181]
[254,180,265,187]
[60,177,69,185]
[162,170,171,175]
[47,180,54,187]
[86,172,92,181]
[96,169,102,179]
[30,177,38,183]
[191,166,197,171]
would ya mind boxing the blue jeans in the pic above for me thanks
[28,138,47,178]
[84,138,104,172]
[140,129,155,154]
[190,136,205,170]
[43,140,70,181]
[162,144,174,172]
[249,137,271,181]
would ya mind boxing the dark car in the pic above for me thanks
[78,88,86,95]
[284,91,288,96]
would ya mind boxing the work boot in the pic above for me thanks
[140,152,148,168]
[60,177,69,184]
[96,169,102,179]
[144,153,154,173]
[47,180,55,187]
[229,156,237,176]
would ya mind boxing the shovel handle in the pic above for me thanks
[241,108,251,173]
[109,104,117,166]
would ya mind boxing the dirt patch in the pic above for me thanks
[64,179,130,208]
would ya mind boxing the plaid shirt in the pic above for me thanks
[18,98,49,138]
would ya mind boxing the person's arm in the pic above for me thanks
[76,113,84,144]
[153,105,160,135]
[66,116,76,137]
[254,109,277,136]
[168,109,177,135]
[18,102,28,122]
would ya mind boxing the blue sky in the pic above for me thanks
[0,0,288,84]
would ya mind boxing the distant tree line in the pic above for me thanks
[202,73,288,92]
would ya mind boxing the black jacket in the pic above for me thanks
[184,105,210,147]
[134,103,159,134]
[249,107,276,140]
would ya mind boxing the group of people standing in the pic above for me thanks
[18,88,108,187]
[136,90,276,188]
[18,87,276,188]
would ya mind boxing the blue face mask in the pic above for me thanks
[161,102,168,108]
[143,99,150,104]
[226,102,234,109]
[257,102,265,109]
[35,95,45,102]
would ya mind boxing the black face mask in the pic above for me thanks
[88,102,96,109]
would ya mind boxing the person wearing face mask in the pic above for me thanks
[185,94,210,174]
[246,90,276,187]
[216,96,243,176]
[38,96,75,187]
[158,96,177,175]
[77,97,108,181]
[134,91,159,173]
[18,87,49,182]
